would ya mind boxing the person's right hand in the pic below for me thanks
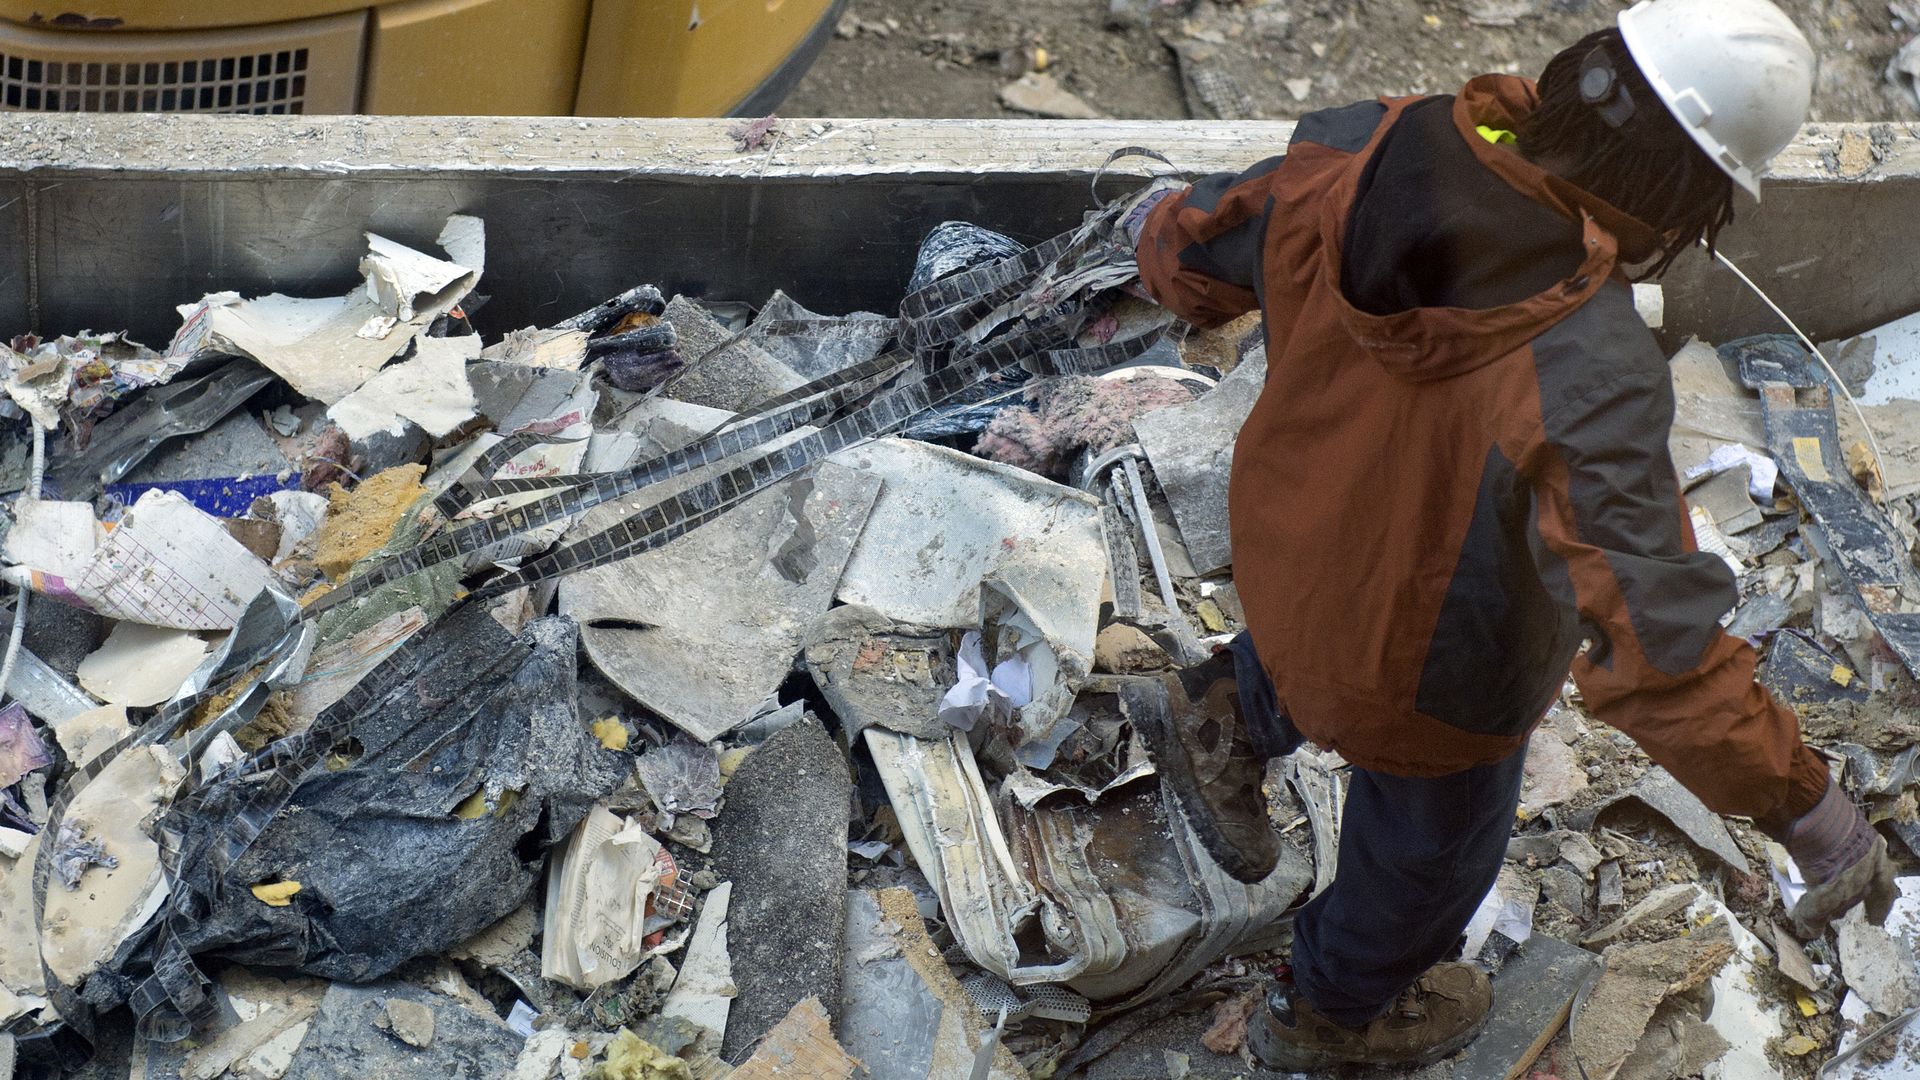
[1784,779,1898,939]
[1118,179,1184,248]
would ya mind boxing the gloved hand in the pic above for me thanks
[1784,779,1898,939]
[1116,177,1186,248]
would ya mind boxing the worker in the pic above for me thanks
[1117,0,1898,1069]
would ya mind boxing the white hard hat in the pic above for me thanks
[1616,0,1815,199]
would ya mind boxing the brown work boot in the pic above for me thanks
[1117,652,1280,882]
[1248,963,1494,1071]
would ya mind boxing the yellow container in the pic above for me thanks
[0,0,841,116]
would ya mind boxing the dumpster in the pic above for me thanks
[1,114,1919,1079]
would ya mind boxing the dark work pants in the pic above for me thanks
[1288,744,1529,1026]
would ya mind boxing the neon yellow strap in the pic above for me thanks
[1476,125,1517,145]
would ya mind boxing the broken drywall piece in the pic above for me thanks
[1570,918,1736,1080]
[39,743,184,987]
[75,621,212,707]
[1772,921,1824,992]
[1837,904,1920,1016]
[0,980,45,1026]
[834,438,1106,630]
[1454,935,1604,1080]
[832,438,1107,754]
[48,704,131,769]
[1,499,101,588]
[729,996,858,1080]
[176,969,327,1080]
[480,326,590,371]
[327,335,481,439]
[1616,1006,1732,1080]
[448,903,537,967]
[564,463,881,743]
[1583,883,1705,948]
[381,998,436,1048]
[1579,766,1753,875]
[802,605,956,741]
[172,220,482,404]
[1520,728,1589,817]
[1668,337,1768,480]
[541,806,671,990]
[1131,349,1265,575]
[659,881,735,1048]
[0,833,44,1001]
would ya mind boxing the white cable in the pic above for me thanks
[1709,247,1890,505]
[0,423,46,704]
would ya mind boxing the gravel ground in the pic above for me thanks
[788,0,1920,122]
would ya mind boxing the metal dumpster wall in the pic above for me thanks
[0,116,1915,347]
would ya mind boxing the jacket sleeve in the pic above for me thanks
[1134,157,1283,329]
[1532,365,1829,829]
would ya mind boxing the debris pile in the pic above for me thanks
[0,208,1915,1080]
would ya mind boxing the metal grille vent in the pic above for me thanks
[2,49,311,113]
[0,12,363,115]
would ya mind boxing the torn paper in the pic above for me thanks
[540,807,672,990]
[169,218,482,404]
[938,630,1030,732]
[1684,443,1779,501]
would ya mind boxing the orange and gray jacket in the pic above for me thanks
[1135,74,1827,827]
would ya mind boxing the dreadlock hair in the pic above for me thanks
[1516,27,1735,280]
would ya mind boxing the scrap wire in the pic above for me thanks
[1709,248,1890,505]
[0,422,46,703]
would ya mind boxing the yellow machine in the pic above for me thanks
[0,0,844,117]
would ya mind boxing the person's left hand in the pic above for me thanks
[1784,780,1898,938]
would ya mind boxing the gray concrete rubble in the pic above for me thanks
[0,174,1917,1080]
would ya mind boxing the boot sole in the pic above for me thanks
[1248,1002,1493,1073]
[1117,676,1278,885]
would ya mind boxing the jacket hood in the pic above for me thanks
[1321,75,1659,384]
